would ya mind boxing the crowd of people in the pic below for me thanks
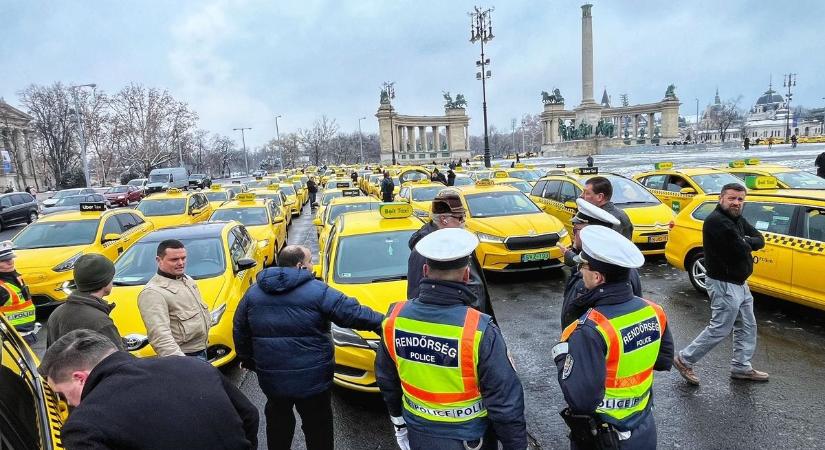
[0,168,776,450]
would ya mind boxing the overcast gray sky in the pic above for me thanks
[2,0,823,147]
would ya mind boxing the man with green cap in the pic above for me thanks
[45,253,124,350]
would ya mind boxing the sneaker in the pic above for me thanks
[673,355,700,385]
[731,369,769,382]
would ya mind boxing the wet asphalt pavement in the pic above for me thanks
[215,202,825,450]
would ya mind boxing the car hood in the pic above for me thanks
[468,212,565,237]
[41,198,60,207]
[145,215,189,230]
[330,279,407,339]
[621,203,676,227]
[15,245,88,271]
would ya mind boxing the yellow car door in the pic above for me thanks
[740,200,795,298]
[791,206,825,307]
[557,181,581,228]
[99,213,130,259]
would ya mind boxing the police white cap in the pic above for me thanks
[0,240,15,262]
[579,226,644,269]
[415,228,479,270]
[572,198,620,226]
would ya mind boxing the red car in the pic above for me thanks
[104,185,143,206]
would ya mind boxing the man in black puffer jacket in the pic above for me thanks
[233,245,383,450]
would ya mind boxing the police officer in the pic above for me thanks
[0,240,37,342]
[552,226,673,449]
[376,228,527,450]
[558,199,642,328]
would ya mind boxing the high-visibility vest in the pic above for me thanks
[382,301,488,424]
[0,279,35,329]
[561,298,667,425]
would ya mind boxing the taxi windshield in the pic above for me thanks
[13,220,99,249]
[333,230,414,284]
[507,169,541,182]
[149,173,171,183]
[210,208,269,226]
[775,171,825,189]
[584,175,660,205]
[113,237,226,285]
[136,198,186,216]
[412,186,447,202]
[53,189,82,199]
[327,203,377,225]
[293,182,303,191]
[251,192,283,205]
[503,181,533,193]
[321,191,343,205]
[245,180,271,189]
[205,191,230,202]
[466,191,541,217]
[453,176,474,186]
[281,185,297,196]
[689,173,745,193]
[106,186,129,193]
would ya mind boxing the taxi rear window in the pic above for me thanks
[327,203,376,225]
[13,220,99,249]
[412,186,447,202]
[205,192,230,202]
[136,198,186,216]
[210,208,269,226]
[774,171,825,189]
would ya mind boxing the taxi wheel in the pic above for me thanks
[687,251,708,294]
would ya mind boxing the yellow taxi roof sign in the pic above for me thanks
[493,170,508,178]
[210,184,222,190]
[342,189,361,197]
[416,178,431,184]
[379,202,413,219]
[236,193,256,201]
[475,179,495,187]
[166,188,182,194]
[745,158,760,165]
[573,167,599,175]
[728,160,746,168]
[514,163,526,168]
[744,175,777,190]
[79,202,106,213]
[654,162,674,170]
[453,167,464,172]
[266,184,280,190]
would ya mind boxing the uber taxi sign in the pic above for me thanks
[342,188,360,197]
[745,175,778,190]
[574,167,599,175]
[79,202,106,212]
[379,203,413,219]
[336,182,350,188]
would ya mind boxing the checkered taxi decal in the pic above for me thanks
[764,232,825,253]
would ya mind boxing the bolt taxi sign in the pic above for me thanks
[744,175,778,190]
[379,202,413,219]
[728,160,746,168]
[654,162,674,170]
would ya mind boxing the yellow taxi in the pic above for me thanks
[1,314,67,449]
[665,175,825,310]
[529,167,674,255]
[503,164,543,184]
[318,203,424,391]
[110,221,264,366]
[325,179,355,191]
[396,179,448,219]
[134,188,212,230]
[722,159,825,190]
[367,175,401,199]
[248,185,292,227]
[244,177,275,190]
[209,193,287,267]
[453,180,571,271]
[633,162,748,212]
[278,183,302,217]
[485,170,534,194]
[315,196,381,253]
[290,176,308,206]
[314,188,362,227]
[203,184,235,209]
[364,173,383,196]
[13,204,154,309]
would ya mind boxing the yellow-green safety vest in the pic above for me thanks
[0,280,35,329]
[383,302,487,423]
[561,299,667,424]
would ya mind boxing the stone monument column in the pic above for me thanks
[581,4,595,105]
[419,126,427,151]
[648,113,655,139]
[433,126,440,152]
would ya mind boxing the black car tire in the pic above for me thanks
[686,251,708,294]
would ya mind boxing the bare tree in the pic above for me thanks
[299,116,339,165]
[18,83,80,187]
[708,96,743,142]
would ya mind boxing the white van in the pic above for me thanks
[146,167,189,194]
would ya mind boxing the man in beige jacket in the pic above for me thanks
[138,239,211,360]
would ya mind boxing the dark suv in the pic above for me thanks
[189,174,212,189]
[0,192,39,230]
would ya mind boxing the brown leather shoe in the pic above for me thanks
[674,355,700,385]
[731,368,769,382]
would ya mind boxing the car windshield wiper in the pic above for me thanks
[370,275,406,283]
[112,280,144,286]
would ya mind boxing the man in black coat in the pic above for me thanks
[380,170,395,202]
[233,245,383,450]
[39,329,259,450]
[46,254,124,350]
[407,190,496,321]
[307,176,318,206]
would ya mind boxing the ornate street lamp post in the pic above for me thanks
[469,6,494,168]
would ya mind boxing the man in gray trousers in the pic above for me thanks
[674,182,769,385]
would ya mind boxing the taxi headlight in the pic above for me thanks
[123,334,149,351]
[210,303,227,327]
[557,228,568,238]
[53,252,83,272]
[331,324,371,349]
[476,232,505,244]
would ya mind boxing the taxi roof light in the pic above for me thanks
[728,160,745,168]
[266,184,280,191]
[236,193,256,201]
[475,179,495,187]
[166,188,182,194]
[745,158,761,165]
[493,170,509,178]
[79,202,106,213]
[573,167,599,175]
[654,162,674,170]
[744,175,777,190]
[342,189,361,197]
[379,202,413,219]
[210,184,222,190]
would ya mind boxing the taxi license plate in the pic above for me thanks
[522,252,550,262]
[647,234,668,243]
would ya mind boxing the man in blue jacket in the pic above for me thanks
[233,245,384,450]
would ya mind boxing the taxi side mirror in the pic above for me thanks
[235,257,257,273]
[313,217,322,226]
[564,200,578,210]
[273,216,284,224]
[102,233,122,243]
[680,187,696,195]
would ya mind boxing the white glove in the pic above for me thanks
[390,416,410,450]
